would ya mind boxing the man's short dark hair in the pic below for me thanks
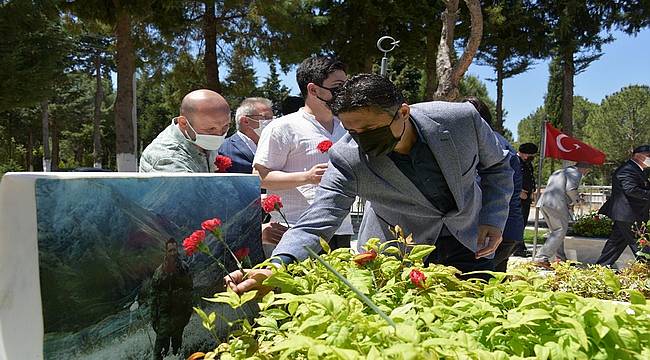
[165,238,177,248]
[329,73,405,115]
[463,96,492,126]
[296,56,346,98]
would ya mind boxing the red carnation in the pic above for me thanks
[353,250,377,266]
[317,140,333,153]
[409,268,426,289]
[262,194,283,213]
[234,247,250,261]
[214,155,232,173]
[183,230,206,256]
[201,218,222,232]
[640,239,648,247]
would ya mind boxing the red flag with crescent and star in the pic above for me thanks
[544,123,606,165]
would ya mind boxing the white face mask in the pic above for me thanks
[252,119,272,137]
[643,157,650,167]
[175,117,226,151]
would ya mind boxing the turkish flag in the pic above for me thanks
[544,123,606,165]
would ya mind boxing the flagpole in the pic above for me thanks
[532,119,547,260]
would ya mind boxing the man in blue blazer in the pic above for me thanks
[217,97,274,173]
[226,74,513,293]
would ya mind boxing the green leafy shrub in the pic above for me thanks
[571,212,613,238]
[192,229,650,360]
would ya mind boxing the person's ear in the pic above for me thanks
[399,103,410,119]
[307,83,318,98]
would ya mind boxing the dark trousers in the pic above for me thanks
[596,221,646,266]
[493,237,517,272]
[513,198,533,253]
[425,232,494,281]
[153,329,183,360]
[330,235,351,250]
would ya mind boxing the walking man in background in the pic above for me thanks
[596,145,650,266]
[534,163,591,266]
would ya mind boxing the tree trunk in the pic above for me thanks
[51,115,59,170]
[495,57,504,133]
[26,128,33,171]
[434,0,483,101]
[114,7,137,171]
[561,48,574,136]
[424,28,438,100]
[41,100,51,172]
[93,53,103,168]
[203,0,221,92]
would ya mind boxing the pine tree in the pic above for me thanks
[258,62,289,110]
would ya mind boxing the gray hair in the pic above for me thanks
[235,97,273,130]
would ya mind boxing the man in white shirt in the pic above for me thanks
[253,56,354,249]
[218,97,274,174]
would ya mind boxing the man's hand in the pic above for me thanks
[304,163,328,184]
[262,222,288,244]
[520,190,528,200]
[225,268,274,295]
[475,225,503,258]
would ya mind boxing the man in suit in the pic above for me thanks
[534,163,590,265]
[596,145,650,266]
[217,97,274,173]
[513,143,538,257]
[463,96,524,272]
[225,74,513,293]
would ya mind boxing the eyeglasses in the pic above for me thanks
[245,114,275,121]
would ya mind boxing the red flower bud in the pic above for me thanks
[640,239,648,247]
[353,250,377,266]
[201,218,222,232]
[262,194,283,214]
[409,268,426,288]
[234,247,250,261]
[183,230,206,256]
[214,155,232,173]
[317,140,333,153]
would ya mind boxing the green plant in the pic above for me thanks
[571,212,613,238]
[191,228,650,359]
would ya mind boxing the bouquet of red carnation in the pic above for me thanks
[214,155,232,173]
[182,216,251,273]
[262,194,290,228]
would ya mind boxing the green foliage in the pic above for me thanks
[585,85,650,166]
[257,62,290,111]
[544,56,564,129]
[545,261,650,301]
[224,44,258,108]
[0,0,74,111]
[198,241,650,359]
[570,212,613,238]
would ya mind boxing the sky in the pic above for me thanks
[243,28,650,140]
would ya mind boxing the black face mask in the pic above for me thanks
[350,108,405,157]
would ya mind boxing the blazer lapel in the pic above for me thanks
[232,134,254,162]
[412,110,464,208]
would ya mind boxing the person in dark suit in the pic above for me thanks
[512,142,538,257]
[596,145,650,266]
[217,97,274,173]
[463,97,524,272]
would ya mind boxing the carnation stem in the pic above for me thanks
[303,246,396,328]
[212,231,244,273]
[276,209,291,229]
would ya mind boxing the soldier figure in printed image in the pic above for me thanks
[150,238,193,359]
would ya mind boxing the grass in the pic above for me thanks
[523,228,547,244]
